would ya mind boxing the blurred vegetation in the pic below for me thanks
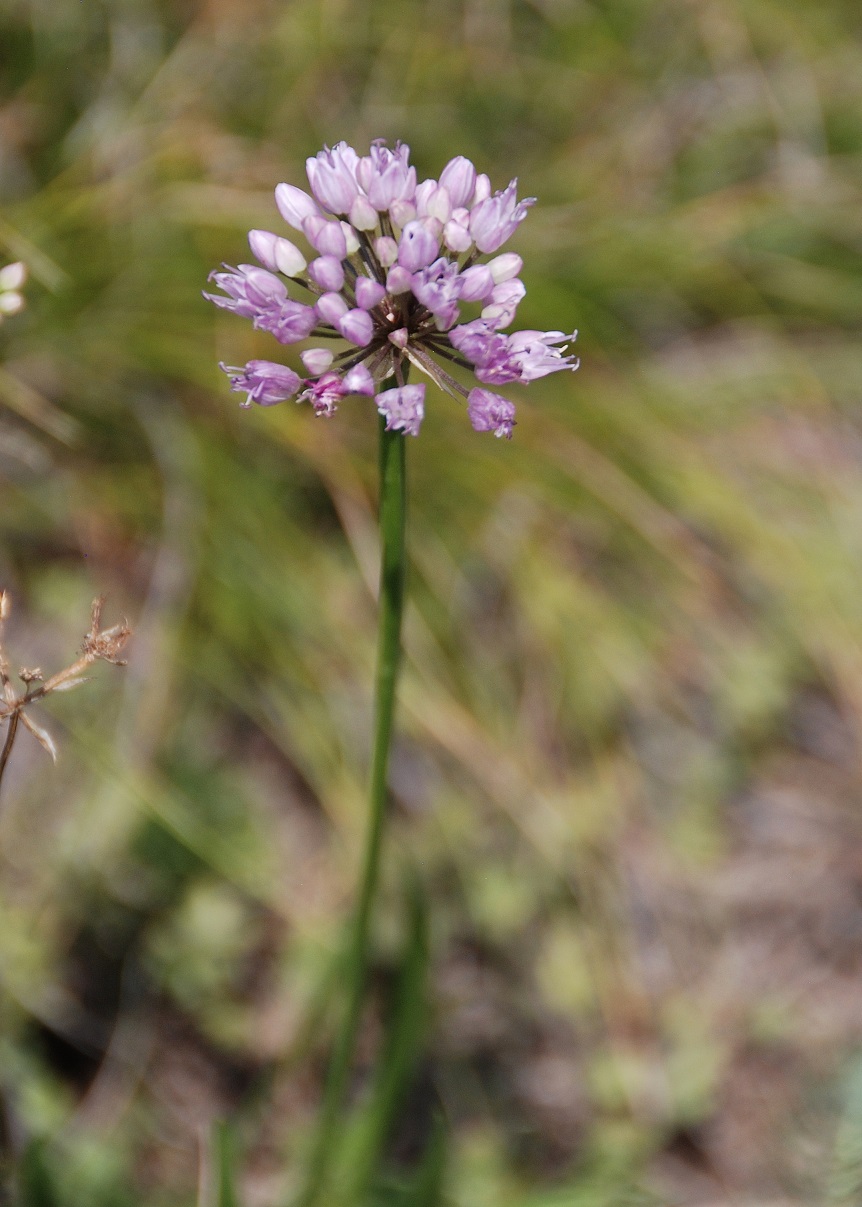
[2,0,862,1202]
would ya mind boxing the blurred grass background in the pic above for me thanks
[2,0,862,1202]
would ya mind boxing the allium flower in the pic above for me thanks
[205,141,578,438]
[220,360,302,407]
[467,389,517,439]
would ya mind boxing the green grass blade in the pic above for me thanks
[213,1121,240,1207]
[17,1141,60,1207]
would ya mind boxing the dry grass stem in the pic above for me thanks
[0,593,131,788]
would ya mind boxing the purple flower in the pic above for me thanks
[443,218,472,254]
[398,221,440,272]
[488,253,522,283]
[358,142,416,212]
[297,365,378,417]
[303,217,348,259]
[298,372,345,417]
[377,385,425,436]
[205,140,577,439]
[275,183,321,230]
[205,264,317,344]
[343,364,376,395]
[301,348,334,375]
[355,277,386,310]
[204,263,287,319]
[467,389,516,438]
[255,298,318,344]
[248,230,307,276]
[411,258,463,329]
[308,255,345,292]
[469,180,535,254]
[374,236,398,266]
[316,292,348,325]
[452,322,578,385]
[480,278,526,329]
[339,308,374,346]
[505,330,580,381]
[449,320,510,370]
[306,142,360,214]
[457,264,494,303]
[439,156,477,209]
[220,360,301,407]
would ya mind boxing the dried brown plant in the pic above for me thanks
[0,593,131,789]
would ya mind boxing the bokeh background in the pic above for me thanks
[2,0,862,1203]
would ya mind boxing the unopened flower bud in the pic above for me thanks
[306,144,359,214]
[343,364,375,395]
[355,277,386,309]
[0,292,24,315]
[487,253,523,284]
[249,230,306,275]
[303,217,348,259]
[439,157,477,209]
[390,199,417,227]
[349,195,378,231]
[481,278,526,328]
[308,255,345,291]
[414,179,437,217]
[316,291,349,323]
[386,266,413,294]
[275,240,308,277]
[338,308,374,346]
[458,264,494,302]
[398,221,439,272]
[0,262,27,291]
[275,183,321,230]
[301,348,334,375]
[471,174,491,206]
[443,220,472,253]
[426,185,452,225]
[375,236,398,267]
[340,221,360,255]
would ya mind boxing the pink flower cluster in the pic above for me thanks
[205,141,578,439]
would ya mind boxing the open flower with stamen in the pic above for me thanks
[205,140,578,437]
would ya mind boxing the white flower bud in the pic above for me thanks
[487,253,522,284]
[0,262,27,291]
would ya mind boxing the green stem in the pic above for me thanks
[294,412,407,1207]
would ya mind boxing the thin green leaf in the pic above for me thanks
[213,1121,240,1207]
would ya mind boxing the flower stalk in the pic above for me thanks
[295,410,406,1207]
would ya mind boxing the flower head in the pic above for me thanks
[205,142,578,437]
